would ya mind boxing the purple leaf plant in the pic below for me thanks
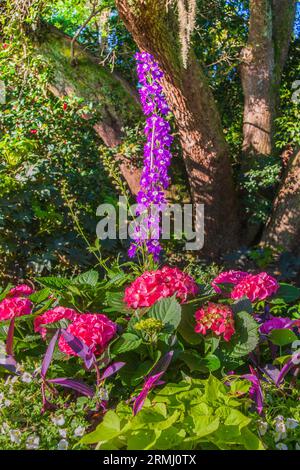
[133,350,174,415]
[40,328,125,413]
[241,366,264,415]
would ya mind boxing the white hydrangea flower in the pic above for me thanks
[51,415,65,427]
[21,372,32,383]
[26,435,40,450]
[74,426,85,437]
[286,418,299,430]
[276,443,288,450]
[57,439,69,450]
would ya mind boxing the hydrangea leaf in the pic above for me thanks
[148,296,182,332]
[110,332,142,355]
[222,311,259,358]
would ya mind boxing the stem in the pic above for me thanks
[6,318,15,357]
[94,358,102,388]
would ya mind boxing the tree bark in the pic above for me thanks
[262,149,300,254]
[241,0,296,159]
[115,0,240,258]
[35,24,141,195]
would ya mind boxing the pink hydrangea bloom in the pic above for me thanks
[231,272,279,302]
[211,270,249,294]
[58,313,117,357]
[34,306,79,339]
[194,302,235,342]
[0,297,32,321]
[8,284,34,297]
[124,266,198,309]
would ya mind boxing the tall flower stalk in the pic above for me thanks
[129,52,173,261]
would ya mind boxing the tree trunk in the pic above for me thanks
[262,149,300,254]
[241,0,296,159]
[116,0,240,258]
[35,24,141,195]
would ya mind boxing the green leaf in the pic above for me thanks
[268,328,298,346]
[37,276,70,290]
[29,288,51,303]
[191,414,220,439]
[80,410,120,444]
[181,351,220,372]
[111,333,142,355]
[148,296,181,331]
[274,283,300,303]
[223,311,259,358]
[118,358,153,387]
[231,297,253,315]
[104,290,129,314]
[73,270,99,286]
[178,304,202,344]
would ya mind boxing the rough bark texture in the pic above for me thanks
[241,0,296,159]
[116,0,240,258]
[262,150,300,254]
[35,24,141,195]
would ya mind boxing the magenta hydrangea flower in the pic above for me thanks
[0,297,32,321]
[129,52,173,260]
[58,313,117,357]
[211,270,249,294]
[34,306,79,339]
[8,284,34,297]
[231,272,279,302]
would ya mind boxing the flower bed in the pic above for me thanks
[0,265,300,450]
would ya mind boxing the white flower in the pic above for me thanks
[286,418,299,430]
[274,415,286,441]
[276,443,288,450]
[59,429,67,438]
[21,372,32,383]
[274,431,287,443]
[57,439,69,450]
[97,387,109,401]
[258,420,268,436]
[9,429,21,444]
[74,426,85,437]
[26,435,40,450]
[51,415,65,426]
[0,422,9,434]
[4,399,11,407]
[0,392,4,402]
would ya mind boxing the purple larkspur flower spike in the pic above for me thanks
[129,52,173,260]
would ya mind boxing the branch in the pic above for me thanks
[70,3,103,64]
